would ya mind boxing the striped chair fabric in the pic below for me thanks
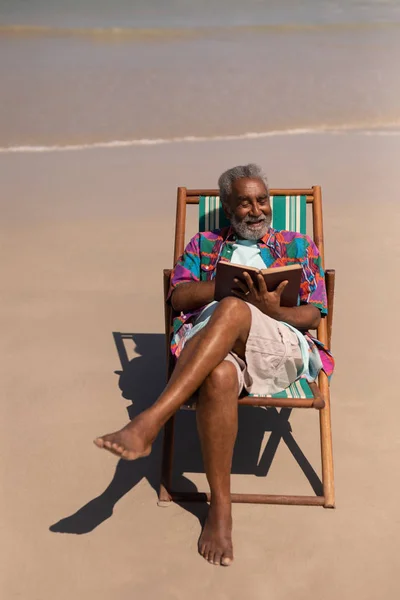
[199,194,307,235]
[199,194,313,400]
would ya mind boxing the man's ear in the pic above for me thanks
[222,203,232,220]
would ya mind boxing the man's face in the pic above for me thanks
[225,177,272,240]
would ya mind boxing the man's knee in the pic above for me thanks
[200,360,239,399]
[217,296,250,322]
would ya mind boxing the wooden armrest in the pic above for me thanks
[325,269,335,349]
[163,269,174,377]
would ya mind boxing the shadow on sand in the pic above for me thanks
[50,332,322,535]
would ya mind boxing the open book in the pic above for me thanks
[214,262,302,307]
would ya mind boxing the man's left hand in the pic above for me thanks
[232,272,288,319]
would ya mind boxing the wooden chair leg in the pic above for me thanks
[318,372,335,508]
[158,415,176,506]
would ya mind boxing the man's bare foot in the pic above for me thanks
[93,411,158,460]
[198,501,233,566]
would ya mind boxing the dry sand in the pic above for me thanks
[1,133,399,599]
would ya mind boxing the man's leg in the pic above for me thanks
[94,297,251,460]
[197,360,239,566]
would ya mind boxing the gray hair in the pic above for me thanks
[218,163,269,209]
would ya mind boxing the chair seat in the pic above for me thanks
[249,378,314,399]
[181,378,316,411]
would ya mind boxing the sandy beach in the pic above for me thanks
[1,130,399,598]
[2,0,400,595]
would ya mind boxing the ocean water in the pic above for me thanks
[2,0,400,29]
[1,0,400,151]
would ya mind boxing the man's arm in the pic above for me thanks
[170,281,215,313]
[168,232,206,312]
[172,276,320,329]
[268,302,321,330]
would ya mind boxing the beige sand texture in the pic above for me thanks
[1,133,399,599]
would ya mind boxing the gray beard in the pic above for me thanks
[230,214,272,240]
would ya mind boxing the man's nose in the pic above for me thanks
[250,203,261,217]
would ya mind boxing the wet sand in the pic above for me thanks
[1,133,399,598]
[2,23,400,148]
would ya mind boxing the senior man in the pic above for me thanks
[94,164,334,567]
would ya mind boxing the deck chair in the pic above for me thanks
[159,186,335,508]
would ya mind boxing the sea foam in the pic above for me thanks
[1,124,399,154]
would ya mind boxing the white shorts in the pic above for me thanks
[183,302,303,396]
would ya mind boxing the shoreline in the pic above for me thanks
[1,131,398,222]
[1,124,400,155]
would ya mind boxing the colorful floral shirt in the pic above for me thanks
[168,226,334,377]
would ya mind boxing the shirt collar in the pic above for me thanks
[262,227,277,249]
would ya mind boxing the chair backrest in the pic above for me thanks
[199,195,307,234]
[174,187,324,267]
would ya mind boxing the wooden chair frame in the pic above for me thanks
[159,186,335,508]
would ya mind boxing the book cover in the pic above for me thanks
[214,262,302,307]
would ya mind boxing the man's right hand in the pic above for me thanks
[171,281,216,313]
